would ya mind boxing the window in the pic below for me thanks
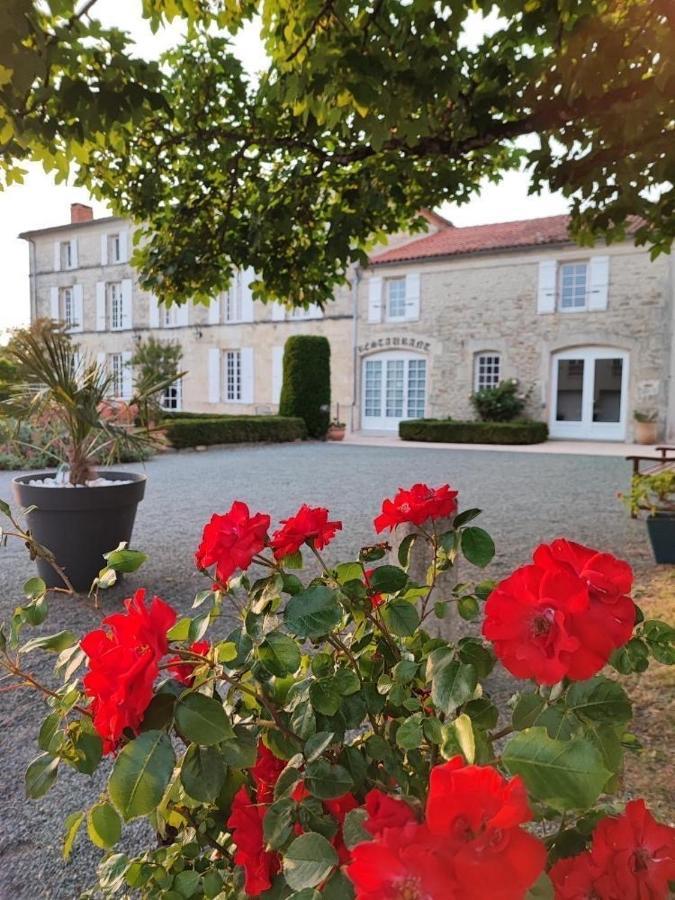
[288,304,323,320]
[109,353,124,397]
[475,353,501,391]
[407,358,427,418]
[386,278,406,320]
[161,379,182,411]
[60,241,73,270]
[60,287,74,328]
[559,262,588,310]
[163,304,178,328]
[108,233,121,263]
[109,282,124,329]
[225,350,242,401]
[225,287,242,323]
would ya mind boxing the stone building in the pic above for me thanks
[20,204,675,441]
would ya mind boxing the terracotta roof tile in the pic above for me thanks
[370,214,577,265]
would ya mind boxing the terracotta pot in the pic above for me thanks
[327,425,346,442]
[634,421,658,445]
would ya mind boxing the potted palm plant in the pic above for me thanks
[625,470,675,564]
[633,410,659,445]
[3,320,173,591]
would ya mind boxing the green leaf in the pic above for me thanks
[264,797,296,849]
[426,648,477,715]
[460,527,495,567]
[304,731,335,762]
[503,727,611,811]
[565,677,632,724]
[20,630,77,654]
[334,667,360,695]
[23,576,47,599]
[453,508,482,528]
[174,870,201,898]
[304,760,353,799]
[398,533,417,568]
[381,598,419,636]
[108,730,176,821]
[62,810,84,861]
[396,713,423,751]
[291,703,317,740]
[309,680,342,716]
[103,547,147,573]
[175,693,234,745]
[283,832,338,891]
[448,713,475,763]
[367,565,408,594]
[342,808,371,850]
[167,618,191,641]
[180,744,226,802]
[25,753,59,798]
[526,872,554,899]
[258,631,301,676]
[512,693,546,730]
[219,725,258,767]
[284,586,342,640]
[87,801,122,849]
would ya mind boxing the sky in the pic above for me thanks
[0,3,569,336]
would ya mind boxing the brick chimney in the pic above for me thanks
[70,203,94,224]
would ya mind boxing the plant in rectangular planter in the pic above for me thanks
[1,483,674,898]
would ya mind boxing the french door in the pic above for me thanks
[362,352,427,431]
[549,348,629,440]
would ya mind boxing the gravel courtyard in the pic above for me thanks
[0,442,655,898]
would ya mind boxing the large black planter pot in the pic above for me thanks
[646,513,675,565]
[12,471,147,592]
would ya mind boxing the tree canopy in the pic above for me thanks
[1,0,673,307]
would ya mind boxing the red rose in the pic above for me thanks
[195,501,270,586]
[227,787,280,896]
[482,563,589,684]
[251,743,287,805]
[363,569,384,608]
[81,589,176,754]
[270,504,342,559]
[550,852,602,899]
[374,483,458,533]
[325,793,359,863]
[167,640,211,685]
[363,789,417,836]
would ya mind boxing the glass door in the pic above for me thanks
[550,348,628,440]
[362,353,427,430]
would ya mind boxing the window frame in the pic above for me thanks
[558,260,589,312]
[60,286,74,328]
[109,352,124,397]
[224,288,243,323]
[160,378,183,411]
[108,282,124,330]
[224,349,242,401]
[108,233,121,264]
[474,352,502,392]
[385,277,407,322]
[60,240,73,270]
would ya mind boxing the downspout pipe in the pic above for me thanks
[350,262,361,434]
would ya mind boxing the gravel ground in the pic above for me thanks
[0,442,654,899]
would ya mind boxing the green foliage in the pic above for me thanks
[278,336,331,439]
[400,418,549,445]
[164,414,306,448]
[470,380,531,423]
[623,471,675,516]
[3,2,673,307]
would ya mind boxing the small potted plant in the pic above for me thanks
[625,470,675,563]
[327,403,347,441]
[3,320,172,591]
[633,410,659,445]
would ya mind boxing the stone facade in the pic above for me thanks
[20,207,675,440]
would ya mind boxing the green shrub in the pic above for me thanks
[278,335,330,438]
[164,415,306,449]
[399,418,548,444]
[470,379,531,422]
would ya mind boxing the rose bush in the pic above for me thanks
[1,485,674,899]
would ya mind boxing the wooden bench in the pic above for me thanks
[625,445,675,517]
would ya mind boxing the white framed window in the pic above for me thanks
[108,233,121,263]
[475,353,501,391]
[60,241,73,269]
[559,262,588,310]
[161,378,182,411]
[287,304,323,321]
[163,305,178,328]
[225,350,242,401]
[109,353,124,397]
[108,282,124,330]
[362,352,427,430]
[225,288,242,323]
[60,287,74,327]
[386,278,407,320]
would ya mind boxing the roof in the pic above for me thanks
[18,215,124,240]
[370,214,580,265]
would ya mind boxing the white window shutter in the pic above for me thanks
[405,273,421,320]
[121,351,133,399]
[53,241,61,272]
[588,256,609,311]
[368,276,383,322]
[69,239,78,269]
[272,302,286,321]
[121,279,133,329]
[100,234,108,266]
[50,286,59,320]
[176,303,189,327]
[97,352,106,371]
[119,229,129,263]
[149,295,160,328]
[72,284,84,332]
[96,282,107,331]
[208,296,221,325]
[208,348,221,403]
[272,345,284,404]
[308,303,324,320]
[537,260,557,313]
[241,347,254,403]
[241,268,255,322]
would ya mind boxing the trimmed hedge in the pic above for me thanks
[399,418,549,445]
[279,335,331,439]
[164,415,306,449]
